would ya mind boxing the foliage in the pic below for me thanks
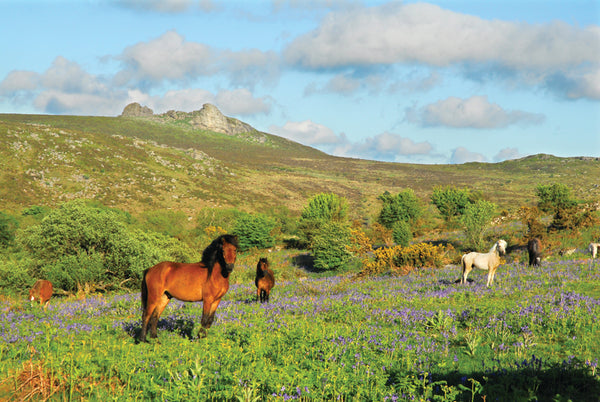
[431,186,476,222]
[536,183,577,213]
[377,189,423,229]
[3,258,598,401]
[0,211,17,247]
[518,206,546,240]
[140,209,189,238]
[311,221,353,271]
[393,242,451,269]
[460,200,497,250]
[232,212,277,252]
[392,220,412,246]
[298,193,348,246]
[350,229,449,277]
[16,200,195,291]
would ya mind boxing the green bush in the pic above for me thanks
[431,186,476,222]
[42,252,106,292]
[392,220,412,247]
[378,190,422,229]
[0,211,18,247]
[461,200,496,250]
[16,200,196,291]
[311,221,353,271]
[233,213,277,251]
[298,193,348,246]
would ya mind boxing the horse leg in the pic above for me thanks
[487,267,496,287]
[149,294,171,339]
[256,287,261,302]
[198,298,221,338]
[461,262,471,284]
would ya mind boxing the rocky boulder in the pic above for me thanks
[121,103,154,117]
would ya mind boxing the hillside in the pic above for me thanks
[1,109,599,219]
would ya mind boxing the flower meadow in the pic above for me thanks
[1,259,599,401]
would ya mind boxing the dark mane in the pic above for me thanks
[202,234,239,277]
[255,257,269,285]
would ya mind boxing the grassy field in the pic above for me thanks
[1,250,599,401]
[1,113,599,218]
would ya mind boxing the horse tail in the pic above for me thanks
[141,269,149,310]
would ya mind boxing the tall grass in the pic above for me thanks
[1,256,599,401]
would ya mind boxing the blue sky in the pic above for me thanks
[1,0,598,164]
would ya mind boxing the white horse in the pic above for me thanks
[589,242,600,259]
[461,239,507,287]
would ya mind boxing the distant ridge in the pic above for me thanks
[120,102,256,136]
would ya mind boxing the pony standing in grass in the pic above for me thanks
[589,242,600,259]
[461,239,507,287]
[528,238,542,267]
[255,257,275,303]
[29,280,53,308]
[139,234,238,343]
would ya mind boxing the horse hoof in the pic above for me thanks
[197,329,207,339]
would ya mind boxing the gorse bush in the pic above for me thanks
[233,213,277,252]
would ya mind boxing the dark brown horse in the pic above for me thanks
[29,280,53,308]
[139,234,238,343]
[255,257,275,303]
[527,238,542,267]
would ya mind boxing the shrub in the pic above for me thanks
[233,213,277,251]
[0,211,18,247]
[311,221,353,271]
[392,220,412,247]
[431,186,476,222]
[42,252,106,292]
[298,193,348,246]
[393,242,450,269]
[377,190,422,229]
[461,200,496,250]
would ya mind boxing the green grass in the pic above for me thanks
[1,257,599,401]
[1,114,599,219]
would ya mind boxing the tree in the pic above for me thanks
[0,211,17,247]
[232,213,277,251]
[298,193,348,245]
[536,183,577,213]
[311,221,353,271]
[377,190,422,229]
[431,186,475,222]
[461,200,496,250]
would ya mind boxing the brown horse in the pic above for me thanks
[139,234,238,343]
[255,257,275,303]
[527,238,542,267]
[29,280,53,308]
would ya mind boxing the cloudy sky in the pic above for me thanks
[1,0,598,164]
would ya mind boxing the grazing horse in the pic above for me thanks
[29,280,53,308]
[255,257,275,303]
[139,234,238,343]
[461,240,507,287]
[589,242,600,259]
[527,238,542,267]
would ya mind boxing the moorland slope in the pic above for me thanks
[1,108,599,218]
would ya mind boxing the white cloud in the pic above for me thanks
[269,120,340,145]
[451,147,487,164]
[494,147,522,162]
[115,31,214,85]
[285,3,599,69]
[215,89,271,116]
[115,0,194,13]
[406,96,545,129]
[284,3,600,99]
[351,132,433,160]
[0,70,39,94]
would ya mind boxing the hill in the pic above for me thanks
[1,108,599,219]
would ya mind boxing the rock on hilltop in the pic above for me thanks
[120,102,256,136]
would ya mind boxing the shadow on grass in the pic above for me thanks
[387,356,600,402]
